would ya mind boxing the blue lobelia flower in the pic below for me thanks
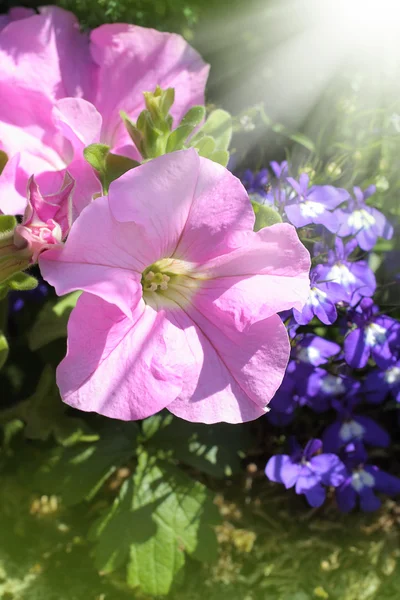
[300,370,360,413]
[336,442,400,512]
[270,160,288,180]
[293,264,342,326]
[285,173,349,232]
[336,186,393,251]
[344,298,400,369]
[293,334,341,367]
[241,168,272,203]
[265,438,346,507]
[364,361,400,404]
[267,360,302,426]
[323,396,390,453]
[317,238,376,306]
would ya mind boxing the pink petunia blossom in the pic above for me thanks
[14,172,74,263]
[39,149,310,424]
[0,6,209,216]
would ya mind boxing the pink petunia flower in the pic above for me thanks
[0,6,209,216]
[14,172,74,263]
[39,149,310,424]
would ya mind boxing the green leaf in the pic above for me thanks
[144,414,251,478]
[180,105,206,128]
[36,421,138,506]
[166,124,195,152]
[0,150,8,175]
[12,365,96,447]
[192,135,216,158]
[0,332,8,370]
[3,271,37,291]
[105,153,139,187]
[0,215,17,236]
[251,200,283,230]
[191,109,232,150]
[209,149,230,167]
[90,451,219,596]
[83,143,110,173]
[28,291,81,351]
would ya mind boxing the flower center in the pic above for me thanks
[384,366,400,385]
[328,263,356,287]
[339,419,365,442]
[364,322,387,347]
[347,209,376,231]
[299,200,325,218]
[320,374,346,395]
[140,258,202,308]
[351,469,375,491]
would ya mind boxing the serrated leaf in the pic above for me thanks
[146,414,251,478]
[251,201,283,230]
[90,451,219,596]
[36,421,138,506]
[191,109,232,150]
[28,291,81,351]
[0,332,8,370]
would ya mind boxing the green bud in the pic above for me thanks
[83,143,110,174]
[143,86,175,127]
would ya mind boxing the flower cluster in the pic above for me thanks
[243,163,400,512]
[0,7,310,425]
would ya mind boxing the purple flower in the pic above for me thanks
[336,186,393,251]
[270,160,288,180]
[301,370,359,413]
[293,334,341,367]
[364,361,400,404]
[336,443,400,512]
[8,281,49,313]
[323,396,390,453]
[317,238,376,306]
[265,438,346,507]
[344,298,400,369]
[285,173,349,232]
[241,169,271,202]
[268,361,299,425]
[293,265,341,326]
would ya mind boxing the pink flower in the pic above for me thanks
[14,173,74,263]
[39,149,310,424]
[0,6,209,216]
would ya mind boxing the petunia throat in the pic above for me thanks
[141,258,203,307]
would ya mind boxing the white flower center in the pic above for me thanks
[347,209,376,231]
[309,287,327,307]
[384,366,400,385]
[300,200,325,218]
[297,346,320,363]
[351,469,375,492]
[327,263,356,287]
[364,323,387,347]
[141,258,203,308]
[320,374,346,395]
[339,420,365,442]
